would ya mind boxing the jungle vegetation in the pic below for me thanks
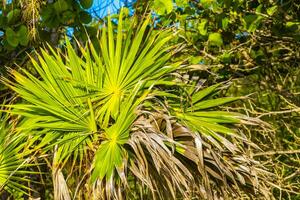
[0,0,299,199]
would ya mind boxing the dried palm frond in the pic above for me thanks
[126,110,273,199]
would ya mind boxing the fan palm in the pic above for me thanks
[0,106,33,197]
[2,9,272,199]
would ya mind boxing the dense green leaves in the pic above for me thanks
[0,0,94,69]
[1,0,299,199]
[41,0,93,27]
[80,0,93,9]
[208,32,223,47]
[198,19,208,36]
[153,0,173,15]
[5,26,29,47]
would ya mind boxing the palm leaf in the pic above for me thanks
[0,107,33,195]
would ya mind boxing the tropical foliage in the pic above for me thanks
[0,0,299,199]
[0,0,94,72]
[0,106,33,197]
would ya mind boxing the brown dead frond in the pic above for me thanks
[123,112,274,200]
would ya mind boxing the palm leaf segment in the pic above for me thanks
[2,9,271,199]
[0,109,32,195]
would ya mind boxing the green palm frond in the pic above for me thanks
[2,8,178,194]
[3,7,176,167]
[0,108,33,195]
[92,84,148,182]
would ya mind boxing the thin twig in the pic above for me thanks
[257,108,300,118]
[254,149,300,157]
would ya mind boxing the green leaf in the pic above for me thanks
[53,0,69,13]
[286,21,299,32]
[175,0,189,7]
[191,84,220,103]
[177,113,236,135]
[122,7,130,16]
[5,28,18,47]
[208,32,223,47]
[189,56,203,64]
[0,109,33,194]
[80,0,93,9]
[224,0,232,8]
[61,10,75,24]
[201,0,220,12]
[0,15,7,27]
[222,17,229,30]
[220,52,231,64]
[191,111,242,123]
[79,11,92,24]
[267,5,277,16]
[91,90,142,181]
[198,19,208,35]
[256,4,263,13]
[92,141,123,181]
[244,14,262,32]
[17,25,29,46]
[189,97,240,111]
[153,0,173,15]
[41,4,54,21]
[201,0,215,9]
[7,9,21,24]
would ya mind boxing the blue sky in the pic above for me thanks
[88,0,136,18]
